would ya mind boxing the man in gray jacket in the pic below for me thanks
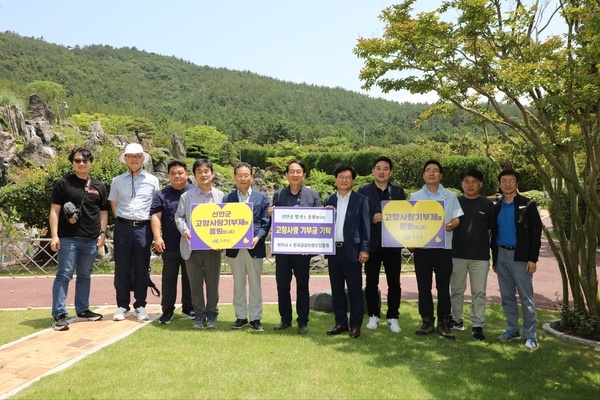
[175,159,224,330]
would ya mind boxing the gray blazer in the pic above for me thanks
[175,187,225,260]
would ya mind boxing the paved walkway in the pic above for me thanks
[0,223,593,398]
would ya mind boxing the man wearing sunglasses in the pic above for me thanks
[49,147,109,331]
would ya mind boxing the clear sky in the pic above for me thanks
[0,0,438,103]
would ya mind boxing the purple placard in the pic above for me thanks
[271,207,335,255]
[189,202,254,250]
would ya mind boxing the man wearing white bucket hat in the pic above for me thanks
[109,143,159,321]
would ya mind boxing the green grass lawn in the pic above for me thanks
[4,302,600,400]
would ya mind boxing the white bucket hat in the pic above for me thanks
[119,143,151,164]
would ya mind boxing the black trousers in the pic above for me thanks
[413,248,453,321]
[160,251,193,314]
[275,254,312,325]
[327,248,364,328]
[364,248,401,319]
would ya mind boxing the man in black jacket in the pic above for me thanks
[491,169,542,350]
[358,156,406,333]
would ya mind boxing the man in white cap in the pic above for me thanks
[109,143,159,321]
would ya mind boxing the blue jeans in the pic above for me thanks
[52,237,98,318]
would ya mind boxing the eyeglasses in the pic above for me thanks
[424,169,440,174]
[337,175,354,181]
[126,154,143,159]
[73,158,90,164]
[500,179,517,184]
[287,169,304,175]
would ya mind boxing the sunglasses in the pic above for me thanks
[73,158,90,164]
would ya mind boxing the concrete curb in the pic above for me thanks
[542,319,599,348]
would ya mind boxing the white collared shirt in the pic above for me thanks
[334,191,351,242]
[108,169,159,220]
[237,188,252,203]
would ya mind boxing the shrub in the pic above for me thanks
[559,304,598,338]
[444,155,498,194]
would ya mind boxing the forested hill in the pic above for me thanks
[0,31,475,147]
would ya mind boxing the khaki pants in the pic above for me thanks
[450,258,490,327]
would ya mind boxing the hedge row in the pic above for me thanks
[239,145,531,195]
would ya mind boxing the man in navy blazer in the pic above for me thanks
[224,163,271,332]
[269,160,322,334]
[357,156,406,333]
[324,165,370,339]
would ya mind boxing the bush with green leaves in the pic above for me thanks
[443,155,499,195]
[239,146,276,169]
[304,169,335,202]
[522,190,549,209]
[0,145,125,232]
[183,125,237,166]
[559,303,598,338]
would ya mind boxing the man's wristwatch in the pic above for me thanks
[100,230,108,236]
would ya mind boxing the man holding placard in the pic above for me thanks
[269,160,322,335]
[175,159,224,329]
[410,160,464,340]
[358,156,406,333]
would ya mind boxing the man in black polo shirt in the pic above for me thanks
[449,168,494,340]
[150,159,195,324]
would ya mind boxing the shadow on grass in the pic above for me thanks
[9,302,600,399]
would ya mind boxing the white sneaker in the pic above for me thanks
[366,315,380,330]
[387,318,401,333]
[134,307,149,321]
[113,307,128,321]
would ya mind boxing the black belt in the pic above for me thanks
[117,217,149,227]
[500,245,516,250]
[335,242,344,247]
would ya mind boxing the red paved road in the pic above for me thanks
[0,237,577,311]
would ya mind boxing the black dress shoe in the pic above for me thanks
[349,327,361,339]
[297,325,309,334]
[274,321,292,330]
[326,325,349,335]
[230,318,248,329]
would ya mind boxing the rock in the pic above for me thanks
[0,130,17,154]
[28,120,54,143]
[27,94,55,124]
[19,136,54,167]
[309,288,372,314]
[171,133,186,160]
[88,121,106,142]
[0,105,28,137]
[309,255,327,272]
[0,155,9,187]
[310,290,334,312]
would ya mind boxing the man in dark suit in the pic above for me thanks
[224,162,271,331]
[269,160,322,334]
[324,165,371,339]
[358,156,406,333]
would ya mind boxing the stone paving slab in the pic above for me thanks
[0,305,161,399]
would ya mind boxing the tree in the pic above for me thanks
[183,125,237,166]
[355,0,600,328]
[26,80,67,123]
